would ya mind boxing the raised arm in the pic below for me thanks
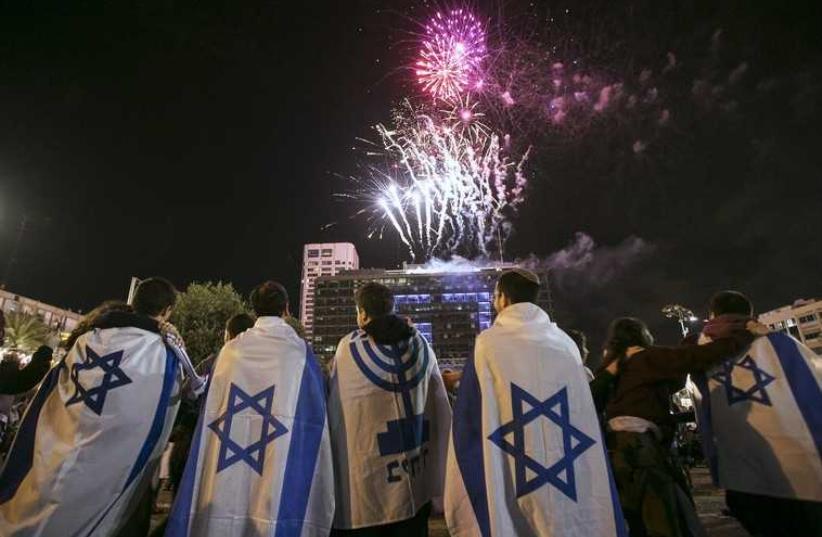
[0,346,53,395]
[631,330,757,383]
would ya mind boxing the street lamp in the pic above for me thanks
[662,304,698,337]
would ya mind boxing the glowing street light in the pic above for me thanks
[662,304,698,337]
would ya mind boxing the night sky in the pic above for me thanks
[1,0,820,349]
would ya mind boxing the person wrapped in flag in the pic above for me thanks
[165,281,334,537]
[691,290,822,537]
[444,269,627,537]
[0,277,203,537]
[327,282,452,536]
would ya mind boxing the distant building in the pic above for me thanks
[299,243,359,337]
[311,264,552,370]
[759,298,822,355]
[0,288,82,334]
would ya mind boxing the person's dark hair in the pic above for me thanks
[64,300,133,350]
[497,269,540,304]
[355,282,394,319]
[250,281,289,317]
[710,290,753,317]
[566,329,588,360]
[226,312,255,339]
[132,278,177,317]
[566,329,587,350]
[605,317,654,359]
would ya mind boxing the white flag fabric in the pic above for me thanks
[445,303,626,537]
[0,323,181,537]
[692,332,822,501]
[327,327,452,529]
[165,316,334,537]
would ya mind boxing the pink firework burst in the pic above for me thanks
[415,9,486,103]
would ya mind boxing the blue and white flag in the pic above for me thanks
[0,323,181,537]
[327,328,452,529]
[445,303,626,537]
[166,316,334,537]
[693,332,822,501]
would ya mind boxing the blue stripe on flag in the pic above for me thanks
[124,345,178,489]
[452,356,491,537]
[274,345,327,537]
[769,333,822,460]
[602,443,628,537]
[165,374,213,537]
[83,344,180,537]
[692,372,719,484]
[0,360,62,504]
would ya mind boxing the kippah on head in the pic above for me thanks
[497,268,541,305]
[710,290,753,317]
[507,267,540,285]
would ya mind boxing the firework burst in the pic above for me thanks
[441,94,491,143]
[363,104,529,260]
[415,9,487,103]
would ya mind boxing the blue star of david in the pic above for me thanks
[488,384,596,501]
[712,355,776,406]
[66,346,132,415]
[208,383,288,475]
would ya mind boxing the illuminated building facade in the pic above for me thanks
[311,265,552,370]
[299,243,359,337]
[0,288,81,334]
[759,298,822,355]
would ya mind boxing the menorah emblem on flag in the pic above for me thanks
[349,333,431,456]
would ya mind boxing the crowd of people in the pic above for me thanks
[0,271,820,537]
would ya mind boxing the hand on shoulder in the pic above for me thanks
[745,321,770,337]
[159,321,186,349]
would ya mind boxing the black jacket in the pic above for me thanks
[0,346,53,395]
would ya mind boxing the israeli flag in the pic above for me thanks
[0,324,181,537]
[445,303,626,537]
[693,332,822,501]
[327,329,452,529]
[166,316,334,537]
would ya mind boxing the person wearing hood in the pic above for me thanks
[444,269,627,537]
[327,282,452,536]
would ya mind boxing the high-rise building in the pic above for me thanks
[299,243,359,337]
[759,298,822,355]
[310,264,552,370]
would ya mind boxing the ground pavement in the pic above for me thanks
[151,467,749,536]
